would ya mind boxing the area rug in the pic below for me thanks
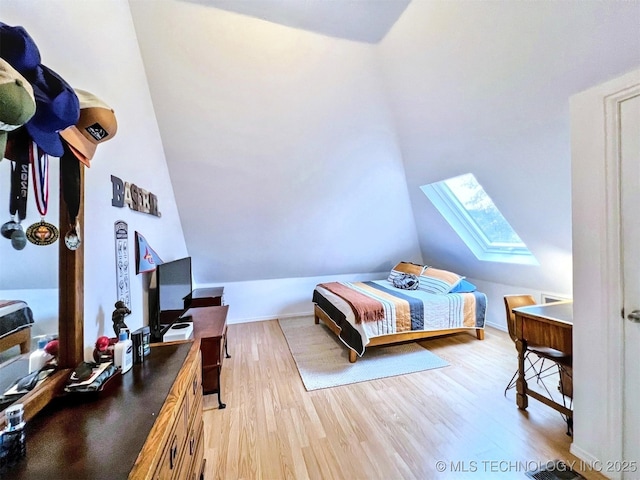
[278,316,449,391]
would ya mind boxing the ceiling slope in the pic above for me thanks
[129,1,421,283]
[181,0,410,44]
[377,0,640,293]
[130,0,640,291]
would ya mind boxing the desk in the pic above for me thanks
[513,302,573,424]
[190,305,230,409]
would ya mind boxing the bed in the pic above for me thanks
[0,300,34,355]
[312,262,487,363]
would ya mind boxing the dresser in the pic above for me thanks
[7,341,205,480]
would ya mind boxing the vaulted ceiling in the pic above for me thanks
[184,0,411,43]
[129,0,640,291]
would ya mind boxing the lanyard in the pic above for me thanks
[29,141,49,217]
[25,141,59,247]
[9,160,28,221]
[60,142,82,250]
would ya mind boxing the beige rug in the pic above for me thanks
[278,316,449,391]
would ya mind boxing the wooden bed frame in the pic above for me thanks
[314,304,484,363]
[0,327,32,356]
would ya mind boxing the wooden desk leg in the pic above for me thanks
[217,367,226,410]
[515,339,528,410]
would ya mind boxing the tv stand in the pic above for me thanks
[188,287,224,308]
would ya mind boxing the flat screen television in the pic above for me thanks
[149,256,193,342]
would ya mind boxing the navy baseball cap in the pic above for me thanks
[0,22,41,74]
[25,64,79,157]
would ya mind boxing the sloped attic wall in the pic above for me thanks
[377,0,640,295]
[128,1,421,285]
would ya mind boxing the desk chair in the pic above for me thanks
[503,295,573,434]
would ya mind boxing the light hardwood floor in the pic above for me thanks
[203,320,606,480]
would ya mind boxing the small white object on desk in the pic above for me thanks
[113,330,133,374]
[28,338,52,374]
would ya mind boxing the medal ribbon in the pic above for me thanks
[29,141,49,217]
[9,160,29,221]
[61,142,81,226]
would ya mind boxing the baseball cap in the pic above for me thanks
[60,89,117,167]
[0,58,36,161]
[25,63,80,157]
[0,22,41,74]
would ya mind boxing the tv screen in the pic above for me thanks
[158,256,192,312]
[149,256,193,341]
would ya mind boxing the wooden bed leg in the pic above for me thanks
[476,329,485,340]
[349,350,357,363]
[314,314,319,324]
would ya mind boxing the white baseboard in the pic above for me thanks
[484,320,507,332]
[569,444,614,480]
[228,310,314,324]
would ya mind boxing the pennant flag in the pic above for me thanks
[135,231,163,274]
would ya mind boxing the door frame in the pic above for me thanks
[602,82,640,472]
[570,68,640,477]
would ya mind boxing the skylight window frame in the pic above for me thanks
[420,175,538,266]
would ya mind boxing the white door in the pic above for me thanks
[620,93,640,477]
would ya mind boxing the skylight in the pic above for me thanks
[420,173,538,265]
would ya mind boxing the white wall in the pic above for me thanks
[0,161,59,290]
[200,270,387,324]
[377,0,640,298]
[129,1,422,284]
[0,0,188,358]
[469,277,571,331]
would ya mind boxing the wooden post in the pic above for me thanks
[58,165,84,369]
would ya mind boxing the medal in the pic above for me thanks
[1,216,19,239]
[61,143,82,251]
[27,142,58,246]
[10,224,27,250]
[3,159,29,242]
[64,221,81,250]
[26,219,59,246]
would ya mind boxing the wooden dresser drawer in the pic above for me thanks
[183,409,203,477]
[172,392,203,480]
[154,395,189,480]
[183,353,201,425]
[187,423,205,480]
[147,345,203,480]
[190,353,202,408]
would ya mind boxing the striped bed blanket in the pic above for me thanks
[313,280,487,355]
[0,300,34,339]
